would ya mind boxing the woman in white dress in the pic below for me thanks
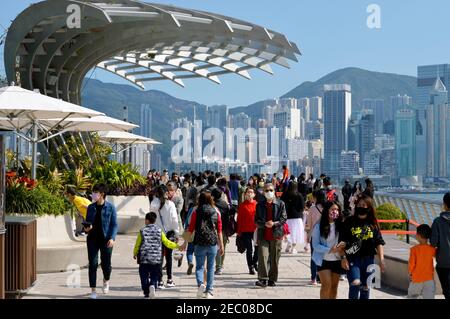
[280,181,305,254]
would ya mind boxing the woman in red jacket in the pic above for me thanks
[237,187,258,274]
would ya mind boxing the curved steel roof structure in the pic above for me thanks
[5,0,301,105]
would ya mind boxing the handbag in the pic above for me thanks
[236,235,246,254]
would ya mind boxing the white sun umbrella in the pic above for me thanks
[98,131,161,145]
[0,85,104,179]
[37,115,139,133]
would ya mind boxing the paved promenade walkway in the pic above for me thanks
[22,234,426,299]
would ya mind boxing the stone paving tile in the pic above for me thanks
[23,235,442,299]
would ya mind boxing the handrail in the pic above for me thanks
[377,219,419,244]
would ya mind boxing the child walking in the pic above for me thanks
[408,224,436,299]
[133,212,181,299]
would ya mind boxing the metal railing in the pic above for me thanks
[373,193,442,226]
[377,219,421,244]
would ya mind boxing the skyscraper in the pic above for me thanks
[358,109,375,167]
[140,104,152,137]
[323,84,352,180]
[426,77,450,178]
[395,109,416,177]
[362,98,384,134]
[389,94,413,122]
[339,151,360,181]
[309,96,323,121]
[416,64,450,177]
[207,105,228,130]
[418,64,450,108]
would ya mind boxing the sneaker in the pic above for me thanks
[144,295,149,299]
[340,274,346,281]
[102,281,109,294]
[308,280,318,286]
[90,291,97,299]
[249,268,256,275]
[215,268,223,275]
[149,286,156,299]
[255,280,267,288]
[291,249,298,255]
[197,284,206,298]
[166,280,176,288]
[157,281,165,290]
[268,280,276,287]
[204,291,214,299]
[285,244,291,253]
[187,263,194,275]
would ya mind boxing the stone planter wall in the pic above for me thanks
[107,196,150,234]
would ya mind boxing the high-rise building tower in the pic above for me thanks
[395,109,416,177]
[207,105,228,130]
[323,84,352,180]
[309,96,323,121]
[140,104,152,137]
[426,77,450,178]
[362,98,384,134]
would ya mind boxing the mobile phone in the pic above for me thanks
[82,222,92,228]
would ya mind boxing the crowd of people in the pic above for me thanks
[66,169,450,300]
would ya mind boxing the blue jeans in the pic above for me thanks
[194,245,218,293]
[347,256,375,299]
[186,243,195,265]
[139,263,160,296]
[310,241,318,281]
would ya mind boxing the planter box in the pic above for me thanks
[107,196,150,234]
[36,214,87,273]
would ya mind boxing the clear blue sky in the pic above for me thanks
[1,0,450,107]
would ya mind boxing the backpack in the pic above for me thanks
[223,205,237,238]
[326,189,338,202]
[194,205,218,246]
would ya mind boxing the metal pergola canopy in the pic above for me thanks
[5,0,301,105]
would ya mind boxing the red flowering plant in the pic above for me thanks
[6,171,38,190]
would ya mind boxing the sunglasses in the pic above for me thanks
[265,189,274,192]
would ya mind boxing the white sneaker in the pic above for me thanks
[166,280,176,288]
[291,249,298,254]
[149,286,156,299]
[204,291,214,299]
[197,284,206,298]
[90,291,97,299]
[102,281,110,294]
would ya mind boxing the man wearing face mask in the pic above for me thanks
[84,184,118,299]
[254,183,287,288]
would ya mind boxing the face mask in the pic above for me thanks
[245,193,255,201]
[355,207,370,217]
[329,209,339,221]
[92,193,101,203]
[264,191,275,200]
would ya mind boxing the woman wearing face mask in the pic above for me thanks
[237,187,258,274]
[84,184,118,299]
[150,185,180,289]
[311,201,344,299]
[339,194,386,299]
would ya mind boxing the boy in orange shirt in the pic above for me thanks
[408,224,436,299]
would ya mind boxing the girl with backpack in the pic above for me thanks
[180,191,224,299]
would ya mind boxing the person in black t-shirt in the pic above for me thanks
[339,194,385,300]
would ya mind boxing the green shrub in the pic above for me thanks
[6,183,68,217]
[375,203,407,230]
[89,161,145,191]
